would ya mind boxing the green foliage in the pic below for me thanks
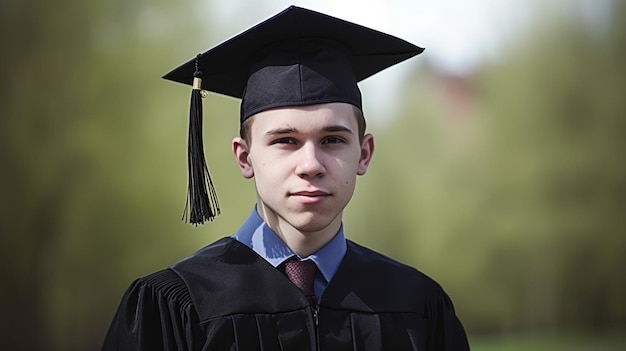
[0,0,250,349]
[347,0,626,337]
[467,1,626,333]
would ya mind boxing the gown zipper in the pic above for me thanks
[312,304,320,350]
[313,305,319,326]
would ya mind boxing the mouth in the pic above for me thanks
[290,190,330,196]
[289,190,331,203]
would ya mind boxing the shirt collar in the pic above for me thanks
[233,207,346,283]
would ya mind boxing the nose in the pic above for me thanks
[295,143,326,178]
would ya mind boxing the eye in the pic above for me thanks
[272,137,297,145]
[322,136,346,144]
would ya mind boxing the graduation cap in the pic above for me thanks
[163,5,424,225]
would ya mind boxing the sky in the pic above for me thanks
[201,0,534,121]
[200,0,611,121]
[207,0,536,73]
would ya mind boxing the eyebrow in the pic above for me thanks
[264,125,354,137]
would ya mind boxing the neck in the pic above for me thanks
[256,204,342,257]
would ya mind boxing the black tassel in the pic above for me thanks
[182,55,220,224]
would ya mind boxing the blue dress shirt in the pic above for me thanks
[233,207,347,303]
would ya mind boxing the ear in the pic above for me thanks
[357,133,375,175]
[232,137,254,179]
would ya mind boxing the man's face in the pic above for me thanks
[233,102,374,235]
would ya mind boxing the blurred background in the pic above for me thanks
[1,0,625,350]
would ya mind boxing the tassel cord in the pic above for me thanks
[182,68,220,224]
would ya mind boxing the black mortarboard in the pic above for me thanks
[164,6,423,225]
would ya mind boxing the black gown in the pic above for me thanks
[102,237,469,350]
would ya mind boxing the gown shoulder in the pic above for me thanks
[102,269,205,351]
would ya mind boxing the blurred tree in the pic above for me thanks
[0,1,99,348]
[473,0,626,333]
[0,0,248,349]
[351,0,626,336]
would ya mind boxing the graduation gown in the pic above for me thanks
[102,237,469,350]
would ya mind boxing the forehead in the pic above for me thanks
[249,102,358,134]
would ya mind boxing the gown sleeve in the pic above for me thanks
[425,282,470,351]
[102,269,205,351]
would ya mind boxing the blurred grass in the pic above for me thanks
[471,333,626,351]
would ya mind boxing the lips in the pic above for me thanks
[289,190,330,203]
[290,190,329,197]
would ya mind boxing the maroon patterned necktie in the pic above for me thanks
[284,259,317,300]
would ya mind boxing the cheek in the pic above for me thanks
[250,157,282,184]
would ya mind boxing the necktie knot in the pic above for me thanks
[284,259,317,299]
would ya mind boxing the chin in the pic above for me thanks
[288,212,339,233]
[294,222,330,234]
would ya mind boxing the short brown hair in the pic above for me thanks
[240,105,366,144]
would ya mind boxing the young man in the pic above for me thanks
[103,6,469,351]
